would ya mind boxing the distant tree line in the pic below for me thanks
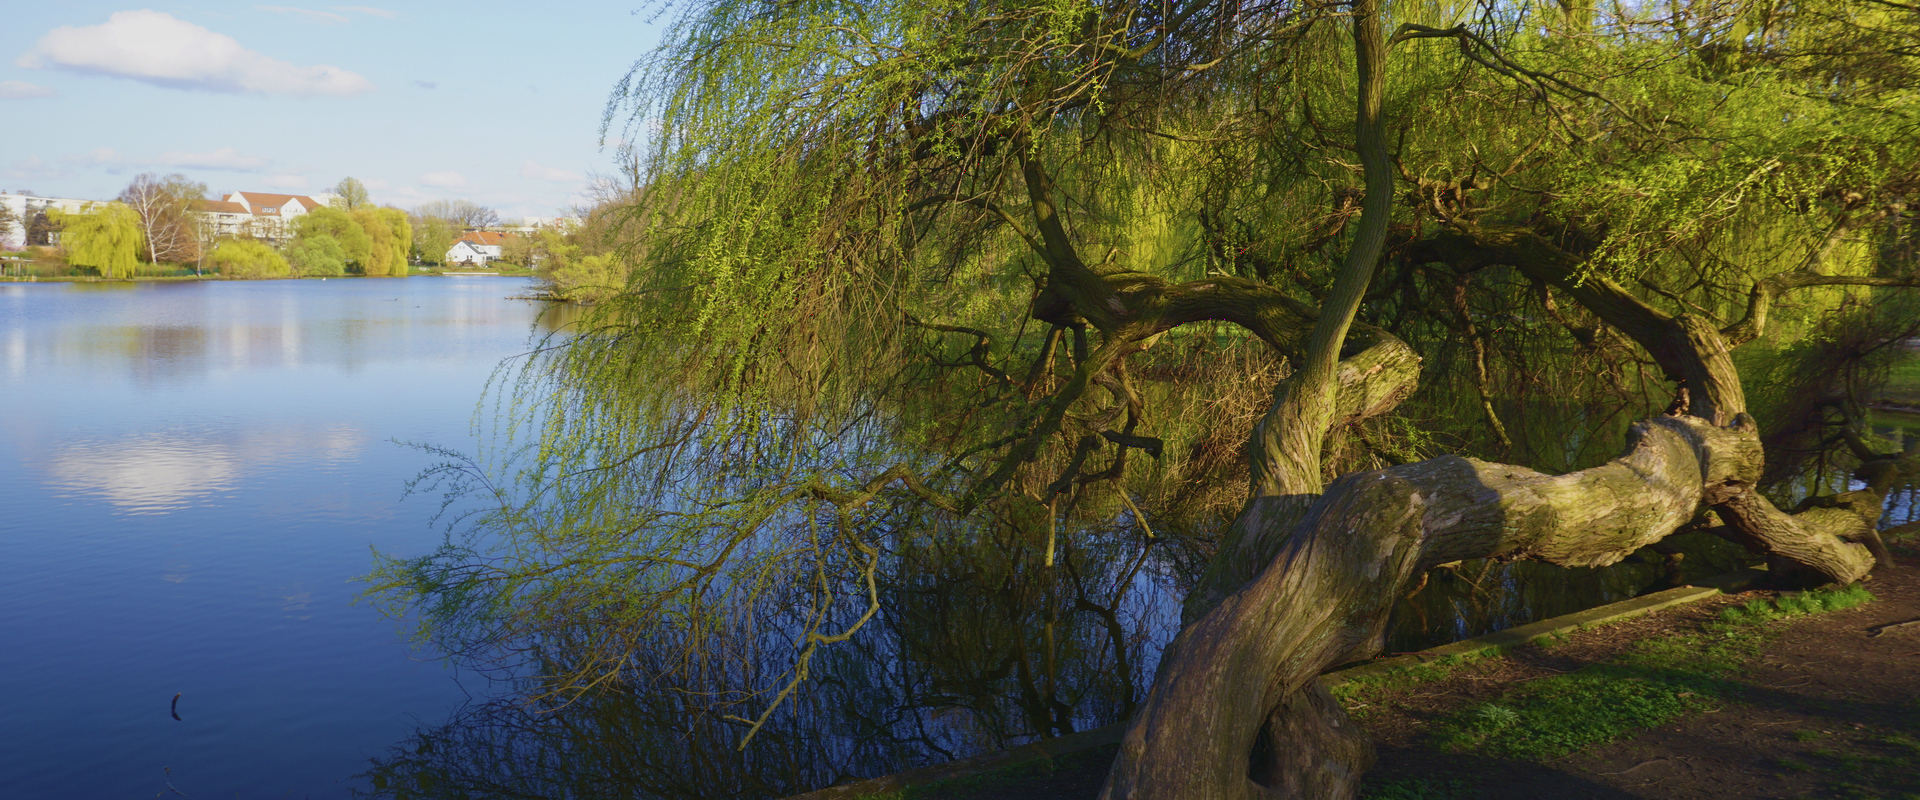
[12,172,634,286]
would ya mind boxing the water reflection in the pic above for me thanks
[354,345,1919,799]
[361,514,1179,799]
[1868,410,1919,528]
[37,425,366,514]
[2,280,547,384]
[0,278,551,797]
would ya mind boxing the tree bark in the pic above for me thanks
[1102,413,1875,798]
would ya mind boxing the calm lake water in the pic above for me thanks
[5,278,1913,798]
[0,277,548,797]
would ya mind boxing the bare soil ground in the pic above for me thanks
[916,535,1920,800]
[1359,536,1920,800]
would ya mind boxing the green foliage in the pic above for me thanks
[293,206,373,272]
[530,227,629,302]
[1437,586,1876,760]
[53,202,142,279]
[1883,352,1920,407]
[332,176,371,211]
[209,239,290,279]
[368,0,1920,756]
[287,233,348,277]
[354,207,411,276]
[410,215,458,265]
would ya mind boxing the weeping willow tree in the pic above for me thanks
[368,0,1920,797]
[53,202,143,279]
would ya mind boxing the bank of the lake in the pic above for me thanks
[1,268,539,282]
[0,277,554,797]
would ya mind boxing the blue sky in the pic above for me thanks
[1,3,664,219]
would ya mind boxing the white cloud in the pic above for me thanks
[18,11,374,97]
[332,6,397,19]
[361,178,390,190]
[263,174,308,189]
[257,6,351,24]
[520,160,582,183]
[156,147,271,172]
[420,171,467,188]
[0,80,57,99]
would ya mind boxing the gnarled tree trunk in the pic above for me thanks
[1092,1,1892,796]
[1101,409,1878,798]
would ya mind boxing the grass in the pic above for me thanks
[1431,585,1875,760]
[1332,651,1493,709]
[1788,729,1920,800]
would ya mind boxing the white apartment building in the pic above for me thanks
[0,192,96,248]
[4,189,351,250]
[207,191,329,244]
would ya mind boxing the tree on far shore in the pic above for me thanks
[409,214,458,265]
[414,199,499,229]
[292,206,373,272]
[332,177,372,211]
[287,234,348,276]
[118,173,206,265]
[54,202,141,279]
[354,207,411,276]
[0,202,19,250]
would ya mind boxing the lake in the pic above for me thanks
[5,278,1914,798]
[0,277,549,797]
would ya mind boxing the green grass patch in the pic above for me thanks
[1787,729,1920,799]
[1721,583,1874,624]
[1433,585,1874,761]
[1332,651,1494,708]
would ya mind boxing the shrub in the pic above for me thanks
[210,239,291,279]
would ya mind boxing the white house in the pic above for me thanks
[445,230,516,266]
[0,192,96,249]
[190,198,255,239]
[217,191,328,244]
[1,189,343,250]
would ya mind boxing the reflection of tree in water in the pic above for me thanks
[365,336,1920,799]
[361,514,1181,799]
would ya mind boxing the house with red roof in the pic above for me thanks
[189,198,255,239]
[214,191,330,243]
[446,230,518,266]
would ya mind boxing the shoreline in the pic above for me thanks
[2,271,535,283]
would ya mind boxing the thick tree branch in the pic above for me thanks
[1406,230,1747,422]
[1109,413,1874,799]
[1723,269,1920,346]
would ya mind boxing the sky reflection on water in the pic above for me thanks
[0,277,548,797]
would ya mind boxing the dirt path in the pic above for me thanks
[907,535,1920,800]
[1361,539,1920,800]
